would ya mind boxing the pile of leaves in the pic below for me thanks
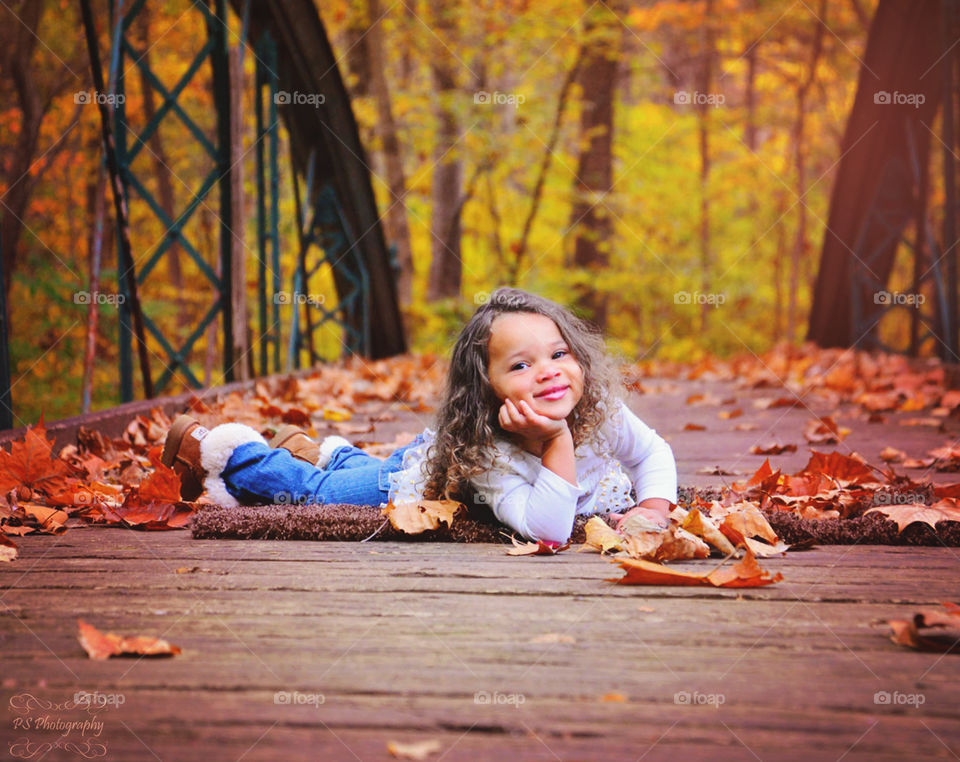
[0,356,448,560]
[628,342,954,423]
[0,414,188,561]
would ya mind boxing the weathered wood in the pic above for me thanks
[1,529,958,760]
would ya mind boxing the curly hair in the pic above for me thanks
[421,288,621,501]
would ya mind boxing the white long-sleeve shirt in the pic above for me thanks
[388,401,677,544]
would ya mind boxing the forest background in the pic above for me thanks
[2,0,927,424]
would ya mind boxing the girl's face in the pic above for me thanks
[487,312,584,420]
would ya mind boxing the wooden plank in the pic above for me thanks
[2,529,959,760]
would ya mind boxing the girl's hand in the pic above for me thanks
[612,503,671,531]
[498,398,568,444]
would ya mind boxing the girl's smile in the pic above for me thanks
[487,312,584,420]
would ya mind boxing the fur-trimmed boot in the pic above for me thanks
[268,425,321,466]
[317,435,351,469]
[161,415,267,506]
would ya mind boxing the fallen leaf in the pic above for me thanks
[382,500,462,534]
[101,501,195,530]
[608,548,782,587]
[799,451,880,487]
[683,422,706,431]
[749,443,797,455]
[134,458,182,504]
[387,739,443,760]
[881,602,960,652]
[719,505,779,545]
[16,503,68,534]
[681,509,736,555]
[704,548,784,587]
[879,447,906,463]
[77,619,181,660]
[579,516,623,554]
[0,533,17,563]
[0,422,69,496]
[653,526,710,561]
[718,408,743,419]
[803,416,850,445]
[865,498,960,532]
[754,396,802,410]
[322,404,353,422]
[599,692,627,702]
[507,536,569,555]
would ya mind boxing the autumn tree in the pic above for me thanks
[426,0,464,302]
[568,0,622,329]
[808,0,943,348]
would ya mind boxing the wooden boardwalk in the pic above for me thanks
[3,374,960,760]
[2,529,959,761]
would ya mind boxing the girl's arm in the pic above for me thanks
[606,402,678,515]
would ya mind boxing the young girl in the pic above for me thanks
[162,288,677,543]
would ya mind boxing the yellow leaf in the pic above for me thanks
[382,500,462,534]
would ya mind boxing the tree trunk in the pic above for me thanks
[569,1,621,329]
[0,1,43,307]
[342,1,370,97]
[696,0,715,331]
[229,44,250,380]
[367,0,414,308]
[807,0,943,347]
[426,0,463,302]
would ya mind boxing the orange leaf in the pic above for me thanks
[77,619,181,660]
[609,547,782,587]
[749,443,797,455]
[882,602,960,652]
[18,503,68,534]
[104,500,195,530]
[135,463,182,504]
[382,499,462,534]
[865,498,960,532]
[799,451,879,487]
[0,422,68,495]
[0,533,17,562]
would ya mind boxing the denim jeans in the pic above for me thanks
[220,435,424,506]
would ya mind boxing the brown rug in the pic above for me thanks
[190,495,960,546]
[190,502,593,544]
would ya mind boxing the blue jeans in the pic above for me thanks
[220,435,424,506]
